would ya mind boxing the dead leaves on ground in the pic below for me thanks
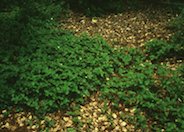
[61,9,176,47]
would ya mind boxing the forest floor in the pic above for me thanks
[0,7,177,132]
[61,8,176,47]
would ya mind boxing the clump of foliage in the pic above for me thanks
[101,45,183,131]
[0,0,67,48]
[0,21,114,114]
[169,8,184,58]
[0,0,68,113]
[144,39,173,61]
[0,2,114,113]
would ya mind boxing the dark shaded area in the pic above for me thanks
[67,0,184,16]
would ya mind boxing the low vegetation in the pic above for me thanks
[0,0,183,131]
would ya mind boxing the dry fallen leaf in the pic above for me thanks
[121,121,127,127]
[112,113,117,119]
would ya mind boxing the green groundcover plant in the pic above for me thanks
[101,45,184,131]
[0,1,183,131]
[0,21,114,114]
